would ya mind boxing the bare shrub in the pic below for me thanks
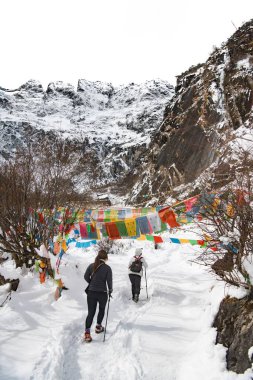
[0,137,82,275]
[96,238,114,254]
[196,167,253,297]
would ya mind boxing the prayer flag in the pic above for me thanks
[105,222,121,239]
[154,236,163,243]
[158,207,180,228]
[125,219,138,237]
[79,222,88,238]
[146,235,154,242]
[136,216,151,235]
[170,238,180,244]
[115,221,128,237]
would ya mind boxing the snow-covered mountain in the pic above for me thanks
[0,79,174,194]
[1,20,252,206]
[128,19,253,205]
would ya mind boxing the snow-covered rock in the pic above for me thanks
[0,79,174,194]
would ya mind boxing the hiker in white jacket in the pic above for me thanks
[128,248,148,302]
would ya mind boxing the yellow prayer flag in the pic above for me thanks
[77,210,84,221]
[110,210,118,220]
[125,218,137,237]
[179,239,189,244]
[212,198,221,209]
[203,233,212,241]
[61,240,68,252]
[96,228,101,240]
[226,204,235,217]
[178,218,188,224]
[137,234,146,241]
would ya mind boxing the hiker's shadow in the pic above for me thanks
[122,321,192,334]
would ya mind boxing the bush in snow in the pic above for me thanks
[197,169,253,298]
[96,238,131,255]
[0,137,84,285]
[96,238,115,254]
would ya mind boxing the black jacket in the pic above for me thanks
[84,262,113,293]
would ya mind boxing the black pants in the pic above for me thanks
[86,291,108,329]
[129,274,141,298]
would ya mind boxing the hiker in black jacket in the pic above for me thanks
[84,249,113,342]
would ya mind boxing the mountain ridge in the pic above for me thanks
[0,78,174,197]
[0,20,253,205]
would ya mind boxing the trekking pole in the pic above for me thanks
[0,291,12,308]
[144,267,148,299]
[103,294,111,342]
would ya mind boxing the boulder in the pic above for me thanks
[213,295,253,373]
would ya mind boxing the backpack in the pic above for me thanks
[129,257,143,273]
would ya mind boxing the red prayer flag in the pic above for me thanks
[105,222,121,239]
[53,242,61,255]
[184,196,199,211]
[79,222,88,238]
[154,236,163,243]
[158,207,180,228]
[38,212,44,223]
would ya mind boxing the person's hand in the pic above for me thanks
[109,291,113,298]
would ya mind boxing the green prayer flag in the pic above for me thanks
[105,210,111,219]
[116,221,128,237]
[146,235,155,242]
[159,222,167,232]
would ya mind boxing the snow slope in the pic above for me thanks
[0,233,252,380]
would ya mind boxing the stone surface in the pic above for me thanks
[213,295,253,373]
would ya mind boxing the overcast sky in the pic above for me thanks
[0,0,252,90]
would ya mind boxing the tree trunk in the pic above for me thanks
[0,274,19,291]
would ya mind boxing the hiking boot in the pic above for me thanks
[95,325,105,334]
[134,294,139,303]
[84,331,92,342]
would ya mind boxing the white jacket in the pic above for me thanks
[128,256,148,277]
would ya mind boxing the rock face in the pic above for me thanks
[213,296,253,373]
[0,79,174,192]
[128,19,253,204]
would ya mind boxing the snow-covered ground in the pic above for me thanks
[0,230,253,380]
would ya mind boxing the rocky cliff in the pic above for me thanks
[128,19,253,205]
[213,295,253,373]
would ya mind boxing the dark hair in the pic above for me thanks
[93,249,108,272]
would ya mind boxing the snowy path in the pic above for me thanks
[0,242,252,380]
